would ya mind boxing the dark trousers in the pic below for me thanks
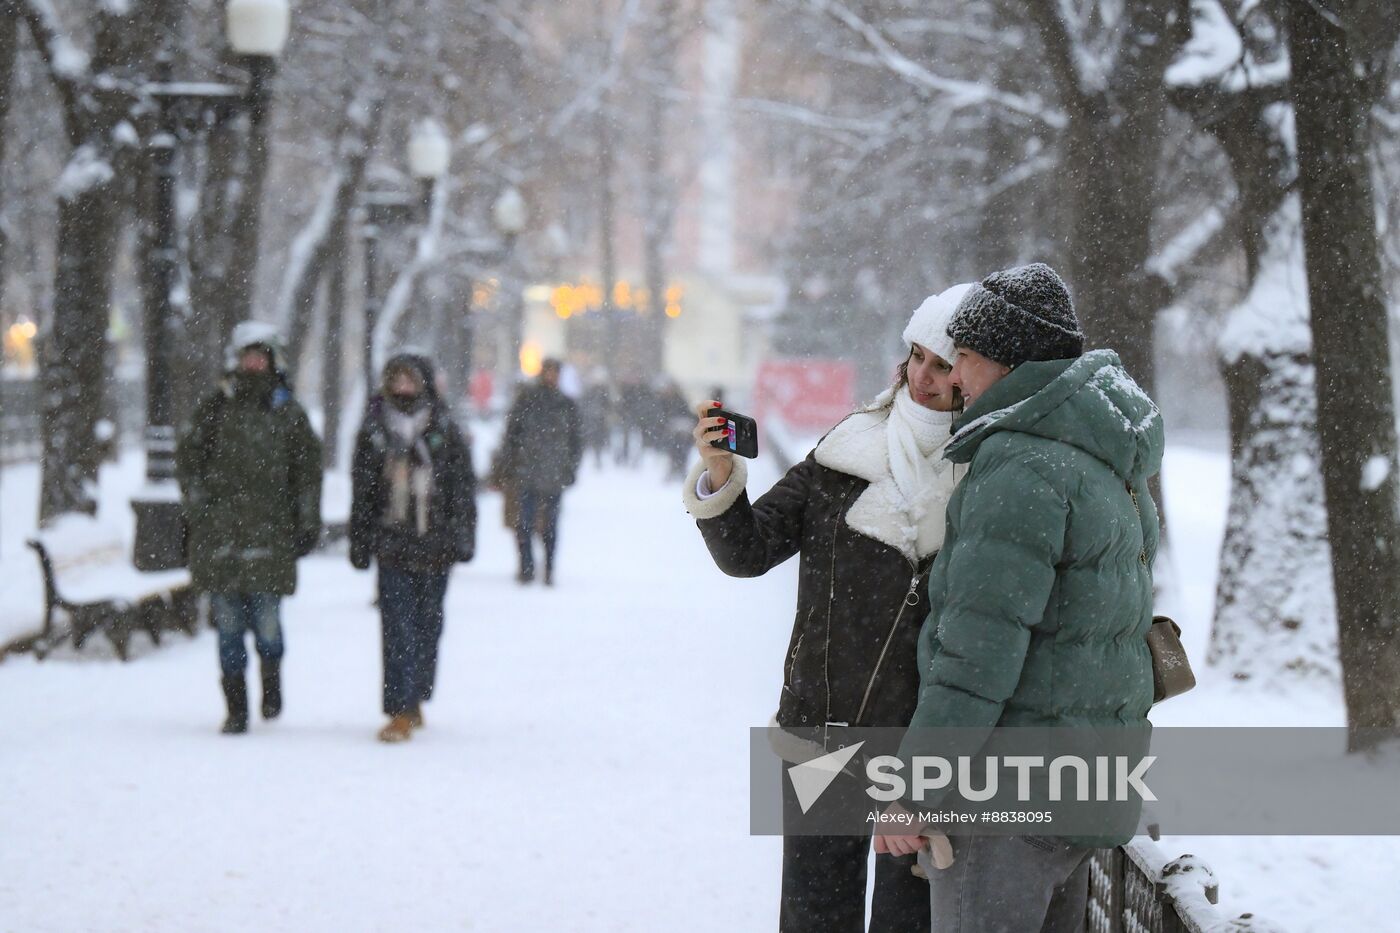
[378,567,449,716]
[780,781,930,933]
[212,592,283,678]
[515,489,562,576]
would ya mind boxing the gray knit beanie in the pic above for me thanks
[947,262,1084,368]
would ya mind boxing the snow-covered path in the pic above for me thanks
[2,443,1398,931]
[0,454,793,932]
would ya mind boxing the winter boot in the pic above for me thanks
[260,660,282,721]
[408,704,425,729]
[378,714,414,743]
[221,675,249,735]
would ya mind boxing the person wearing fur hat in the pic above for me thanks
[681,283,974,933]
[350,352,478,743]
[871,263,1163,932]
[176,321,323,735]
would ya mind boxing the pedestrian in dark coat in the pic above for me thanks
[175,320,323,735]
[350,352,477,743]
[500,357,582,585]
[657,381,693,480]
[681,284,975,933]
[580,374,612,469]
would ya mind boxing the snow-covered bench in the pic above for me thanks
[16,516,196,661]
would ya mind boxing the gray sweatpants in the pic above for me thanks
[916,835,1092,933]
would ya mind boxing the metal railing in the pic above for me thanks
[1090,839,1283,932]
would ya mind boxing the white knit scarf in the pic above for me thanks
[888,386,954,518]
[814,386,960,561]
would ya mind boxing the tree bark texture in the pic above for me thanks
[1287,0,1400,747]
[1168,33,1338,683]
[1025,1,1192,395]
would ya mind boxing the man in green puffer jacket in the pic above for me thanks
[873,263,1163,933]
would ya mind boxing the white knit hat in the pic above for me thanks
[901,283,974,365]
[225,319,284,371]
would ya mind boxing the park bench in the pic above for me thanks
[17,520,196,661]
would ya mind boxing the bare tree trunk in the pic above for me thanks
[321,249,346,470]
[39,179,121,523]
[26,11,130,521]
[597,95,621,381]
[1287,0,1400,748]
[967,108,1027,277]
[1213,332,1336,680]
[1166,24,1338,681]
[967,7,1040,278]
[639,0,679,377]
[1057,101,1161,391]
[0,9,15,297]
[1025,2,1191,394]
[1023,2,1190,533]
[435,270,472,405]
[24,0,182,525]
[281,82,385,373]
[1209,187,1335,678]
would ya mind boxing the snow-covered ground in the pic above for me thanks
[1151,444,1399,933]
[1,434,1396,931]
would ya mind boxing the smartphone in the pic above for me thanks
[706,407,759,459]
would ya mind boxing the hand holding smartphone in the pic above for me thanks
[705,407,759,459]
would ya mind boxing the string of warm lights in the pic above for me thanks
[545,281,684,320]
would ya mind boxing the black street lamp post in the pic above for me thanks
[132,0,290,572]
[358,187,432,392]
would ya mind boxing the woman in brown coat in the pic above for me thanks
[682,284,973,933]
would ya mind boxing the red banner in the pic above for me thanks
[753,359,857,432]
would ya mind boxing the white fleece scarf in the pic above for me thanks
[814,385,961,561]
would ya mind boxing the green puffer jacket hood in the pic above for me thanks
[945,349,1164,484]
[897,349,1164,847]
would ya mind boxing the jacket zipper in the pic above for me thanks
[822,487,859,740]
[854,561,925,727]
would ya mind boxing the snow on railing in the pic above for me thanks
[1088,839,1286,933]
